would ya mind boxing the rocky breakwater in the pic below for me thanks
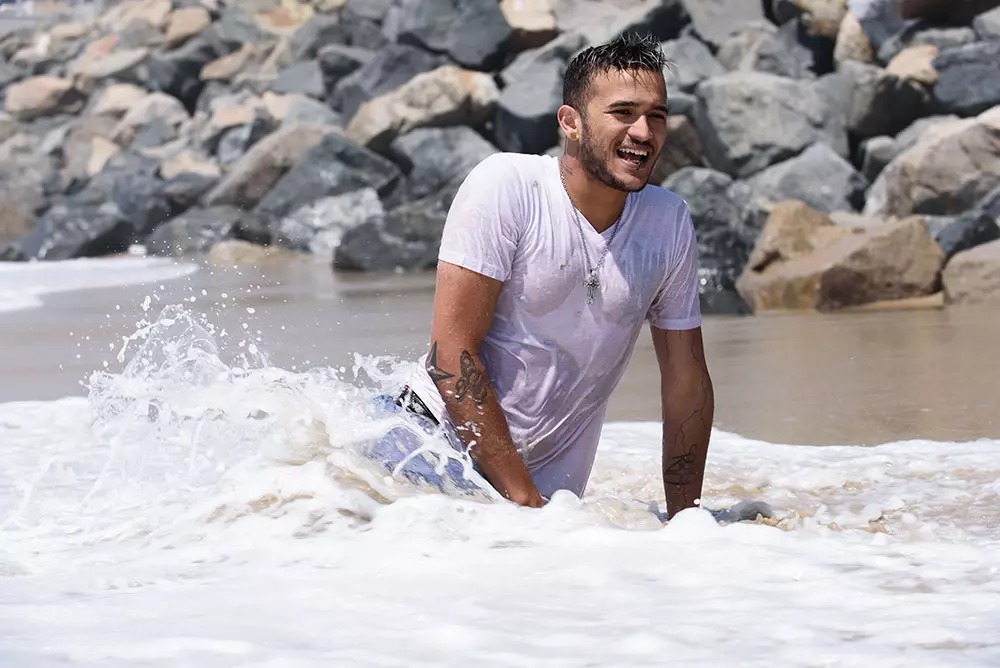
[0,0,998,315]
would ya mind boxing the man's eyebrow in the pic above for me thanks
[607,100,669,114]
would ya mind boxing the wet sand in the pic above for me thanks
[1,256,997,446]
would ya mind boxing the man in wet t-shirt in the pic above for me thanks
[400,34,714,520]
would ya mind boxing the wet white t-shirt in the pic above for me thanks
[409,152,701,498]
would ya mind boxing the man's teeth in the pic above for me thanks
[619,148,648,159]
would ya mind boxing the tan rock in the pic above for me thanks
[262,91,293,121]
[61,115,118,181]
[112,92,189,145]
[161,150,222,180]
[256,0,315,35]
[49,22,90,42]
[70,47,149,81]
[501,0,557,52]
[71,34,118,70]
[942,239,1000,304]
[828,211,884,228]
[91,83,149,117]
[834,11,873,65]
[0,198,33,244]
[737,210,944,312]
[200,99,272,146]
[3,76,85,121]
[744,201,854,273]
[106,0,173,31]
[886,44,938,86]
[204,123,337,209]
[164,7,212,48]
[346,65,500,153]
[210,104,260,132]
[791,0,847,38]
[864,106,1000,219]
[650,115,703,184]
[209,239,297,266]
[87,136,120,177]
[201,44,266,81]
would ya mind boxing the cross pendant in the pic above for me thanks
[584,273,600,305]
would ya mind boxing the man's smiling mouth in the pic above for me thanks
[617,146,650,166]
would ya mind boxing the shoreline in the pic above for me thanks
[1,256,996,447]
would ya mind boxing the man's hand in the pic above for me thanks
[651,326,714,520]
[426,261,544,508]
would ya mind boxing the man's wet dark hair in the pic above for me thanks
[562,33,670,112]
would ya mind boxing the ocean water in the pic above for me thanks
[0,257,198,314]
[1,302,998,667]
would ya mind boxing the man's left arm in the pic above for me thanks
[651,325,714,520]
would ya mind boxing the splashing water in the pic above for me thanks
[1,303,999,666]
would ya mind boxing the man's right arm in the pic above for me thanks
[425,260,544,508]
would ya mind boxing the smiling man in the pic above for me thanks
[392,33,714,519]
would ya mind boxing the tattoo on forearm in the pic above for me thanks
[425,341,455,383]
[425,342,489,407]
[662,337,713,488]
[455,350,489,406]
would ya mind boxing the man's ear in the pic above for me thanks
[556,105,581,142]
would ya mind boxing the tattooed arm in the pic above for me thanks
[425,261,545,508]
[651,326,714,520]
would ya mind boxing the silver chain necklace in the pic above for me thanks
[558,162,625,305]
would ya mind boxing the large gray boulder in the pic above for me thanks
[252,133,402,223]
[147,30,232,109]
[661,166,741,232]
[500,32,587,88]
[274,187,385,259]
[932,41,1000,117]
[494,58,563,154]
[334,191,450,271]
[318,44,373,91]
[395,0,512,71]
[859,114,958,180]
[556,0,690,46]
[746,143,869,213]
[330,43,445,120]
[268,60,326,99]
[680,0,765,48]
[147,206,244,256]
[661,36,725,93]
[933,210,1000,261]
[694,72,833,178]
[864,107,1000,218]
[838,60,927,137]
[203,123,335,210]
[974,6,1000,40]
[389,126,498,202]
[716,20,814,79]
[661,166,756,315]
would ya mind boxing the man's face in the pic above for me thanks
[576,68,669,192]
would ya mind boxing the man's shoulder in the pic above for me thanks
[468,151,554,182]
[638,182,691,218]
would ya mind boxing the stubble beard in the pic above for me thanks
[577,119,651,193]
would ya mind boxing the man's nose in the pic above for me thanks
[629,115,653,142]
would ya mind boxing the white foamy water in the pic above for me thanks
[1,305,998,667]
[0,257,197,314]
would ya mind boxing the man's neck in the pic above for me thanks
[559,156,629,234]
